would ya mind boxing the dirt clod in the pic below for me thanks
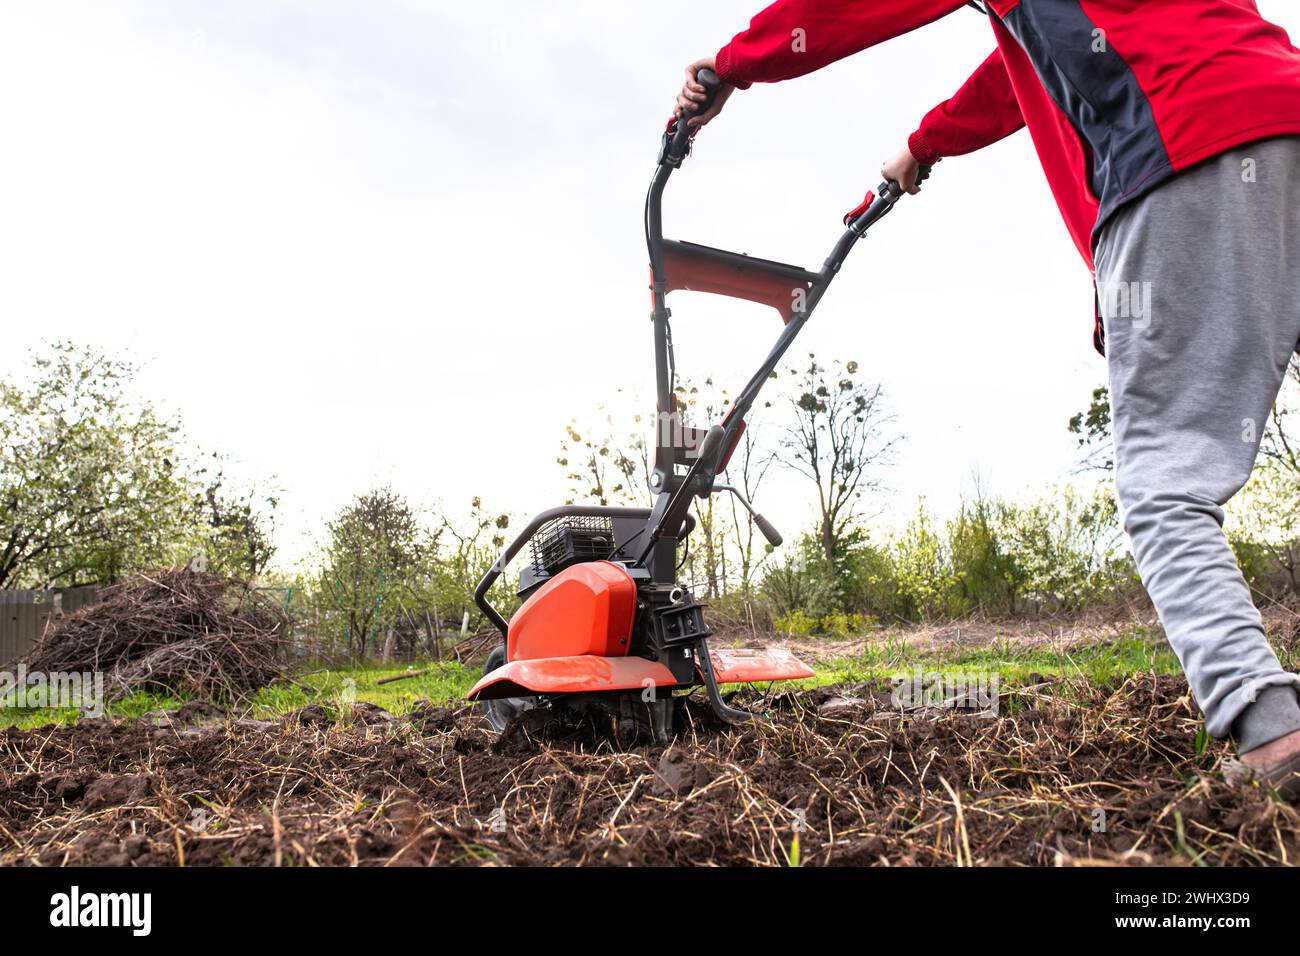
[351,702,396,726]
[82,774,152,810]
[652,747,711,797]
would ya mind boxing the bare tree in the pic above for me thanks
[779,356,899,567]
[725,422,778,590]
[1265,356,1300,477]
[675,380,733,596]
[557,394,651,506]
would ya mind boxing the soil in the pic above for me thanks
[2,675,1296,867]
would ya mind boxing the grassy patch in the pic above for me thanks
[248,662,478,719]
[0,661,479,731]
[722,626,1183,697]
[816,630,1181,687]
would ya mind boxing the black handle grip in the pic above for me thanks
[881,164,934,200]
[694,423,727,467]
[665,67,722,165]
[693,67,722,113]
[847,163,934,233]
[753,513,783,548]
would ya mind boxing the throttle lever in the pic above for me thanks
[712,481,783,547]
[843,164,933,229]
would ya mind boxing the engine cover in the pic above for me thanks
[507,561,636,661]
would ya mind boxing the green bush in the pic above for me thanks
[1230,535,1279,600]
[761,549,836,620]
[994,485,1135,613]
[838,537,908,623]
[947,496,1020,616]
[820,610,867,638]
[891,502,957,622]
[761,485,1140,627]
[1226,462,1300,602]
[773,608,819,637]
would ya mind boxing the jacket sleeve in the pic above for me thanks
[714,0,971,88]
[907,48,1025,165]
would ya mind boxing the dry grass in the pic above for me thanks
[2,673,1297,867]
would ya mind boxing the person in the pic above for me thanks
[675,0,1300,793]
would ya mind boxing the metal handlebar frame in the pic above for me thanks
[641,88,915,573]
[474,70,921,636]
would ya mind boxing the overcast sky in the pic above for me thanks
[3,0,1297,569]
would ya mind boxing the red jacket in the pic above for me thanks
[715,0,1300,346]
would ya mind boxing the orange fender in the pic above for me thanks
[467,654,680,701]
[707,647,815,684]
[508,562,636,661]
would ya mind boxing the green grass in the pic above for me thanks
[803,628,1182,690]
[249,662,479,719]
[0,689,199,732]
[710,625,1184,697]
[0,661,479,732]
[0,625,1207,731]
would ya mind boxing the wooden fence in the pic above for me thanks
[0,587,102,667]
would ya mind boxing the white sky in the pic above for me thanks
[3,0,1297,569]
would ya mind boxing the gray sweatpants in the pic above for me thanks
[1097,137,1300,751]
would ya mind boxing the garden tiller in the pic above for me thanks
[468,70,925,739]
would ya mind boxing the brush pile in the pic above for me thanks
[23,570,288,700]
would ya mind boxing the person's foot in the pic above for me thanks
[1230,728,1300,797]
